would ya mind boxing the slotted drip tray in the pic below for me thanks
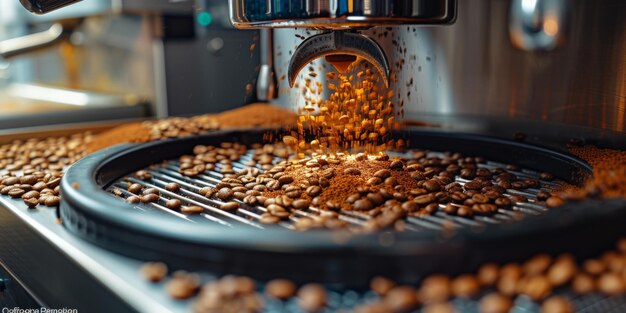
[60,129,626,284]
[106,148,563,232]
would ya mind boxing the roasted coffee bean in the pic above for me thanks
[166,271,199,300]
[389,160,403,170]
[597,272,625,295]
[181,205,203,214]
[571,273,595,295]
[424,203,439,214]
[142,187,159,195]
[414,194,435,205]
[347,193,361,203]
[457,205,473,217]
[292,199,310,210]
[20,175,37,185]
[306,185,322,197]
[23,197,39,208]
[165,198,182,209]
[45,196,61,207]
[536,191,551,201]
[424,180,441,192]
[477,263,499,287]
[464,180,482,190]
[243,195,258,205]
[141,194,159,203]
[370,276,396,296]
[259,214,280,224]
[518,275,552,301]
[541,296,573,313]
[547,254,577,287]
[297,283,327,312]
[354,199,374,211]
[343,168,361,175]
[451,274,480,298]
[326,200,341,211]
[473,203,498,214]
[278,175,294,184]
[220,201,240,211]
[8,188,25,198]
[140,262,168,282]
[165,182,180,192]
[472,193,489,204]
[401,201,419,212]
[135,170,152,180]
[508,194,527,203]
[217,187,233,200]
[385,286,419,312]
[546,196,565,208]
[423,303,455,313]
[32,181,47,192]
[419,275,451,304]
[494,197,512,208]
[127,195,141,203]
[21,190,39,200]
[479,293,512,313]
[523,254,552,275]
[199,187,213,197]
[583,259,605,275]
[265,279,296,299]
[128,183,143,194]
[267,180,281,191]
[3,177,19,186]
[444,203,458,215]
[373,169,391,179]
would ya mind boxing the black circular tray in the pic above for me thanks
[60,129,626,285]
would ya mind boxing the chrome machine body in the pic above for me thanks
[231,0,626,142]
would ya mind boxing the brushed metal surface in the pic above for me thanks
[272,0,626,133]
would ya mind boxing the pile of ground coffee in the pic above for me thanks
[568,145,626,198]
[85,103,297,153]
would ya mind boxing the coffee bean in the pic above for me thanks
[385,286,419,312]
[20,175,37,185]
[326,200,341,211]
[199,187,213,197]
[389,160,403,170]
[23,197,39,208]
[343,168,361,175]
[135,170,152,180]
[457,205,473,217]
[166,271,199,300]
[464,180,482,190]
[366,177,382,185]
[478,263,499,287]
[8,188,25,198]
[217,187,233,200]
[127,195,141,203]
[3,177,19,186]
[523,254,552,275]
[140,194,159,203]
[181,205,203,214]
[165,182,180,192]
[571,273,595,295]
[479,293,512,313]
[165,198,182,209]
[128,183,143,194]
[451,274,479,298]
[142,187,160,195]
[424,180,441,192]
[373,169,391,179]
[419,275,451,304]
[259,214,280,224]
[597,272,625,295]
[306,185,322,197]
[354,198,374,211]
[243,195,258,205]
[32,181,46,192]
[414,194,435,205]
[546,196,565,208]
[494,197,512,207]
[265,279,296,299]
[43,195,60,206]
[220,201,240,211]
[297,283,327,312]
[541,296,573,313]
[370,276,396,296]
[401,201,418,212]
[140,262,168,282]
[583,259,605,275]
[267,180,281,191]
[278,175,294,184]
[518,275,552,301]
[472,193,489,204]
[21,190,40,200]
[424,203,439,214]
[547,254,577,287]
[443,203,458,215]
[292,199,310,210]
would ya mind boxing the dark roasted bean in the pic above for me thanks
[165,198,182,209]
[128,183,143,194]
[141,194,159,203]
[127,195,141,203]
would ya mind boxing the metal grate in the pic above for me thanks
[105,148,566,232]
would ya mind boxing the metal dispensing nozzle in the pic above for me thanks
[287,31,390,88]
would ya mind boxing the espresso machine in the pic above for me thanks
[0,0,623,312]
